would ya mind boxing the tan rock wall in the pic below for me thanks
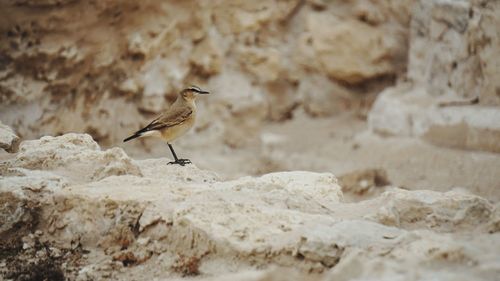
[0,0,414,146]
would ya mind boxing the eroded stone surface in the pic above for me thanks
[1,133,499,280]
[368,0,500,153]
[0,0,414,146]
[408,0,500,105]
[11,133,142,181]
[370,188,494,232]
[307,15,396,84]
[0,120,20,153]
[368,85,500,153]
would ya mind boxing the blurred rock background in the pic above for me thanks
[0,0,412,144]
[1,0,499,195]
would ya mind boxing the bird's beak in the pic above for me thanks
[198,90,210,94]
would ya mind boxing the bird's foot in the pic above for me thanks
[167,159,192,166]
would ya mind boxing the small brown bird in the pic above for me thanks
[124,86,210,166]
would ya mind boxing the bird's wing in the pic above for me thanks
[135,106,193,134]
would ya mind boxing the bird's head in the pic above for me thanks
[180,86,210,101]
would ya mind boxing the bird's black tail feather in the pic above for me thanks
[123,133,141,142]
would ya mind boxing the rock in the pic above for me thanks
[368,0,500,152]
[1,134,500,279]
[135,58,171,114]
[371,188,494,232]
[12,133,142,181]
[486,203,500,234]
[338,168,390,197]
[237,47,283,82]
[408,0,500,105]
[0,192,39,248]
[306,15,398,84]
[203,72,268,148]
[298,75,355,117]
[353,0,416,26]
[0,120,20,153]
[368,85,500,153]
[211,1,295,34]
[265,80,300,121]
[325,231,500,281]
[0,0,415,145]
[0,169,69,194]
[190,36,223,77]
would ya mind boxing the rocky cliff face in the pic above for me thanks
[0,0,414,147]
[369,0,500,153]
[408,0,500,105]
[1,133,499,280]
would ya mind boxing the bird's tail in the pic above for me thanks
[123,133,141,142]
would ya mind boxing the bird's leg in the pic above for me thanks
[167,143,191,166]
[167,143,179,161]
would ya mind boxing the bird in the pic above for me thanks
[123,86,210,166]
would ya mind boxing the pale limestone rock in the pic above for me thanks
[307,14,396,84]
[265,80,300,121]
[0,75,47,104]
[0,120,20,153]
[0,0,415,145]
[190,37,223,77]
[127,33,149,58]
[118,78,140,94]
[237,47,283,82]
[212,1,295,34]
[1,135,500,279]
[0,169,69,194]
[203,72,268,147]
[488,203,500,234]
[367,0,500,152]
[294,220,402,268]
[472,0,500,106]
[135,57,185,113]
[6,167,345,272]
[371,188,493,231]
[368,85,421,136]
[0,192,33,237]
[353,0,417,26]
[13,133,142,181]
[368,85,500,152]
[325,231,500,281]
[408,0,500,105]
[298,75,355,117]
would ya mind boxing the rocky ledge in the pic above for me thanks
[1,133,499,280]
